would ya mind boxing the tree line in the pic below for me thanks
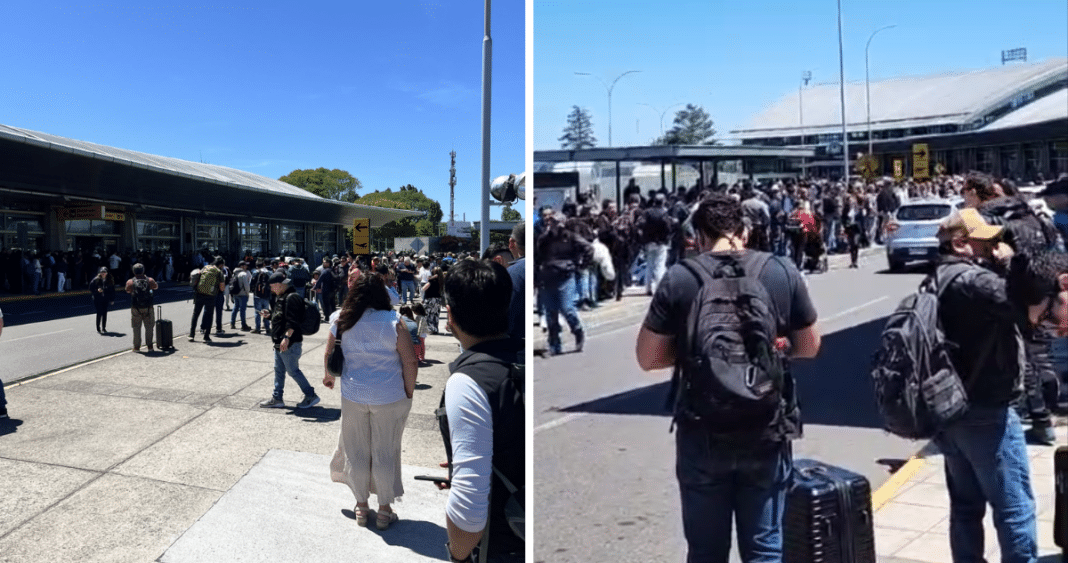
[559,103,718,149]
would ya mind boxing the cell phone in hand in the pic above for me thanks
[414,475,450,486]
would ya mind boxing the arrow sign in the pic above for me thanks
[354,242,368,249]
[352,218,370,255]
[353,223,366,233]
[912,143,930,179]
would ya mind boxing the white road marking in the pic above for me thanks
[534,412,586,435]
[3,328,73,343]
[822,296,889,323]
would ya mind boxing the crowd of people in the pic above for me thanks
[534,172,1068,353]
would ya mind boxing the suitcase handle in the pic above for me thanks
[157,305,163,318]
[798,465,828,479]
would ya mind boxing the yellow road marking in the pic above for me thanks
[871,453,928,512]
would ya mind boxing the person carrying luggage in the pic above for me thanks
[635,192,822,562]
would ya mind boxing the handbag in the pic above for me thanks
[328,327,345,377]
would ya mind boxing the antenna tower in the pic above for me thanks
[449,151,457,223]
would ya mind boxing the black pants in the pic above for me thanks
[321,291,336,319]
[1020,337,1056,425]
[190,293,216,336]
[94,300,109,331]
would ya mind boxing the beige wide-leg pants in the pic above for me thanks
[330,396,412,505]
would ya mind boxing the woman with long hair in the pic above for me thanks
[323,274,418,530]
[420,266,444,334]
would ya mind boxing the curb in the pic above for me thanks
[3,349,134,389]
[870,454,927,512]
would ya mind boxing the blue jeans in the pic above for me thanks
[645,242,669,295]
[0,375,6,408]
[400,280,416,304]
[273,341,314,400]
[574,269,589,307]
[676,426,792,563]
[253,297,271,331]
[230,294,248,326]
[539,277,583,354]
[824,217,840,251]
[933,406,1037,563]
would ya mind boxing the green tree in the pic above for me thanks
[352,184,444,248]
[559,105,597,150]
[501,206,522,222]
[278,168,362,202]
[654,104,717,146]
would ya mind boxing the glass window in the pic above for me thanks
[976,147,995,173]
[137,221,177,238]
[279,223,305,257]
[1000,146,1020,178]
[238,221,269,255]
[2,214,45,234]
[897,204,953,221]
[195,220,228,253]
[1052,142,1068,177]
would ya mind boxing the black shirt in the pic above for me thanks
[269,288,305,349]
[643,250,818,441]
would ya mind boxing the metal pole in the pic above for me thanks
[479,0,491,255]
[866,25,896,157]
[577,71,640,147]
[837,0,849,184]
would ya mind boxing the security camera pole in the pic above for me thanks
[480,0,492,255]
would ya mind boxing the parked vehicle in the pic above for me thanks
[884,198,962,272]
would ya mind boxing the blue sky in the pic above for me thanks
[1,1,524,221]
[535,0,1068,150]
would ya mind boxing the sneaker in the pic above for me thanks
[0,407,8,420]
[295,394,321,409]
[230,322,236,329]
[203,334,212,343]
[241,325,252,332]
[574,329,585,353]
[250,328,262,334]
[1024,423,1055,446]
[216,329,225,336]
[258,397,286,408]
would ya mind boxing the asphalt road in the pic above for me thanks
[533,258,931,563]
[0,285,264,384]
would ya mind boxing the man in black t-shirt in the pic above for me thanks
[635,192,822,561]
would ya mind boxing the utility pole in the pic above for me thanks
[479,0,492,255]
[449,150,456,224]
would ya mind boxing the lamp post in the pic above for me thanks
[865,24,896,157]
[479,0,492,255]
[836,0,849,184]
[638,102,685,137]
[800,71,811,175]
[575,70,641,147]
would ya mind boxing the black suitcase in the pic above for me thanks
[784,459,876,563]
[1056,446,1067,562]
[155,305,174,350]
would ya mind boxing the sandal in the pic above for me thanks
[354,505,371,527]
[376,509,398,530]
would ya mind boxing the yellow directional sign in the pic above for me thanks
[352,218,370,255]
[857,154,879,180]
[893,159,904,180]
[913,143,930,179]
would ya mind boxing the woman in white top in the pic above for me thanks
[323,274,418,530]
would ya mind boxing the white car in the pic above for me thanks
[884,198,963,272]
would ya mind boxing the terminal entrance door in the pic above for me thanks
[72,236,118,255]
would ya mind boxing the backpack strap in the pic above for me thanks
[931,262,994,392]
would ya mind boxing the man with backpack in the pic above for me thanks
[229,261,252,331]
[125,263,158,352]
[965,172,1063,445]
[250,259,273,334]
[288,258,312,298]
[915,208,1039,562]
[258,271,319,410]
[635,192,821,562]
[438,259,524,563]
[189,257,225,343]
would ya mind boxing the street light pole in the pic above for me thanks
[638,102,684,137]
[800,71,811,176]
[479,0,492,255]
[836,0,849,184]
[576,70,641,147]
[866,24,896,157]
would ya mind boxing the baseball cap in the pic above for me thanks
[937,208,1003,243]
[267,272,288,285]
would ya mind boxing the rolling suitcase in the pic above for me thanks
[155,305,174,350]
[785,459,876,563]
[1056,446,1067,562]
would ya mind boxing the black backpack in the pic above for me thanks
[284,292,321,336]
[870,262,983,440]
[253,271,271,299]
[229,270,244,296]
[668,252,785,436]
[130,277,153,308]
[437,345,525,559]
[640,207,671,244]
[1000,204,1061,257]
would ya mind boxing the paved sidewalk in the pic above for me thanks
[0,325,464,563]
[874,425,1066,563]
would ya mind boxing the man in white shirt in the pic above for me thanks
[439,260,524,563]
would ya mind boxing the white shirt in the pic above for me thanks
[444,371,494,533]
[330,309,406,405]
[419,267,431,285]
[109,254,121,269]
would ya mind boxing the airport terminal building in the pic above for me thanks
[729,57,1068,180]
[0,124,420,261]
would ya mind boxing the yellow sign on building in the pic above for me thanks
[893,159,904,180]
[913,143,930,179]
[352,218,370,254]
